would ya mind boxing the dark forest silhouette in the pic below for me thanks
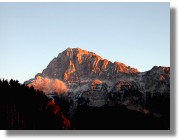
[72,105,169,130]
[0,79,71,130]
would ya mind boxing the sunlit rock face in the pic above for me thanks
[28,76,68,95]
[25,48,170,114]
[39,48,139,82]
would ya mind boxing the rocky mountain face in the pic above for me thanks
[38,48,139,82]
[26,48,170,117]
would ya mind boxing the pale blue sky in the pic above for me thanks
[0,2,170,83]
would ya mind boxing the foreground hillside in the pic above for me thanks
[0,79,70,130]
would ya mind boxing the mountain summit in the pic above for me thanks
[25,47,170,129]
[39,48,139,82]
[26,48,169,109]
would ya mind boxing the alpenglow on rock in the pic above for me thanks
[25,48,170,114]
[38,48,139,82]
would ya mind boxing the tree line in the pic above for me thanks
[0,79,71,130]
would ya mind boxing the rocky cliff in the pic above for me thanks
[26,48,170,116]
[38,48,139,82]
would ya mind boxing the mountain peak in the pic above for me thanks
[62,47,97,57]
[39,48,139,82]
[25,48,170,120]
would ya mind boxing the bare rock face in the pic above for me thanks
[39,48,139,82]
[26,48,170,115]
[142,66,170,94]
